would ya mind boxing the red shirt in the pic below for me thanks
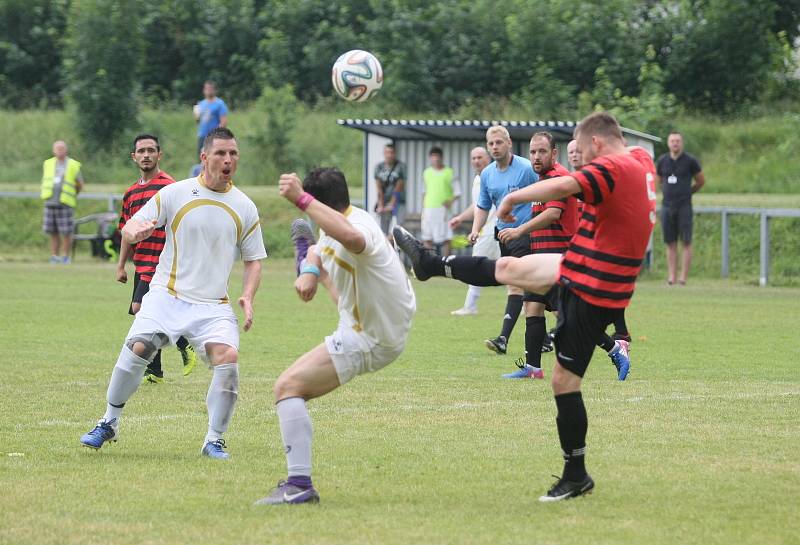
[118,171,176,282]
[530,162,579,254]
[559,147,657,308]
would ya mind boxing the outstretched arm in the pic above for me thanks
[279,173,366,254]
[497,177,580,223]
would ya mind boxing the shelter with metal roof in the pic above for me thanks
[337,118,661,216]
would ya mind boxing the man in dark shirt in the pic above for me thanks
[656,132,705,285]
[374,143,407,236]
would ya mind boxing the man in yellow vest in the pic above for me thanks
[41,140,84,264]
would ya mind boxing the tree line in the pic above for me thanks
[1,0,798,150]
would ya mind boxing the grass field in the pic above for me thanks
[1,259,798,545]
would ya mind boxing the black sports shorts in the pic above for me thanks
[661,201,693,244]
[496,227,531,258]
[552,285,624,377]
[129,272,151,315]
[523,284,559,310]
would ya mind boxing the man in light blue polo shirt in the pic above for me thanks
[194,80,229,155]
[470,126,538,359]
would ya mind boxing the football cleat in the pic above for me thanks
[255,480,320,505]
[80,418,118,449]
[201,439,230,460]
[539,474,595,502]
[609,340,630,381]
[291,218,317,276]
[180,344,197,377]
[451,307,478,316]
[392,226,433,281]
[502,358,544,379]
[484,335,507,355]
[143,372,164,384]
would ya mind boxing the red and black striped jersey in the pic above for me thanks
[559,147,657,308]
[530,162,579,254]
[118,171,176,282]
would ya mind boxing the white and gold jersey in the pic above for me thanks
[133,176,267,304]
[316,206,416,348]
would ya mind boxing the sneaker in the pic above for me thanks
[61,256,71,265]
[201,439,230,460]
[609,340,630,381]
[451,307,478,316]
[392,226,433,281]
[291,218,316,275]
[484,336,507,355]
[80,418,118,449]
[255,480,320,505]
[179,344,197,377]
[502,358,544,379]
[539,474,595,502]
[143,372,164,384]
[49,255,61,264]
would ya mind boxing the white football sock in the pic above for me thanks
[103,344,149,422]
[205,363,239,443]
[277,397,312,477]
[464,285,481,312]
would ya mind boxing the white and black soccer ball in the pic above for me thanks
[331,49,383,102]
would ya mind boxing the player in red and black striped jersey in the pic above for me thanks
[116,134,197,382]
[393,112,657,502]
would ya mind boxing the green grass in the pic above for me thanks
[1,260,798,545]
[3,106,800,194]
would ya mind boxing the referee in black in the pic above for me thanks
[656,131,705,285]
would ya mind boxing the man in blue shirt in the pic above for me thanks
[194,80,229,155]
[471,126,538,359]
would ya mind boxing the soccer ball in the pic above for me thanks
[331,50,383,102]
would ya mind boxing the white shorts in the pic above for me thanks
[127,288,239,363]
[324,325,405,385]
[472,230,501,260]
[421,206,453,244]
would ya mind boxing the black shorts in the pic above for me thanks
[662,201,693,244]
[523,284,559,311]
[128,272,151,315]
[552,286,624,377]
[496,227,531,258]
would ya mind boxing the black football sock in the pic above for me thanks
[554,391,588,481]
[597,333,616,353]
[612,313,631,341]
[499,295,523,340]
[427,255,501,286]
[176,336,189,350]
[146,350,163,378]
[525,316,546,368]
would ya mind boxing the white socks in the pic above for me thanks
[205,363,239,443]
[464,285,482,312]
[276,397,313,477]
[103,345,149,422]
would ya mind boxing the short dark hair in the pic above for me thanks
[132,134,160,152]
[429,146,443,157]
[385,143,395,150]
[668,130,683,138]
[203,127,236,152]
[575,111,623,142]
[531,131,556,150]
[303,167,351,212]
[204,79,216,87]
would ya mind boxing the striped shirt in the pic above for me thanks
[530,162,579,254]
[558,147,657,308]
[118,171,176,282]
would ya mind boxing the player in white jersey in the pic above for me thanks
[256,167,416,505]
[79,128,267,460]
[448,146,499,315]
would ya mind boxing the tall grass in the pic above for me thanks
[3,107,800,193]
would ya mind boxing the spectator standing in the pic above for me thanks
[656,131,705,285]
[41,140,84,264]
[374,143,407,236]
[194,80,229,156]
[421,147,457,255]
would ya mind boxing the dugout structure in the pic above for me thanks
[337,118,661,216]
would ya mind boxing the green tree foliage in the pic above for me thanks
[251,84,302,172]
[63,0,143,151]
[1,0,798,118]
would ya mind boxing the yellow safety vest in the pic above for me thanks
[41,157,81,208]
